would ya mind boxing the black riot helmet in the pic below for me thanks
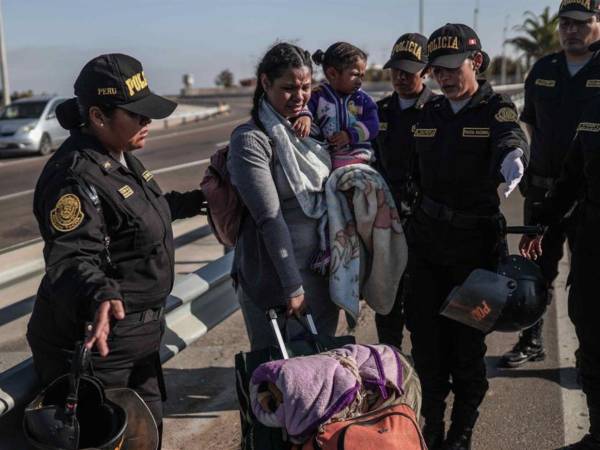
[440,255,548,333]
[23,373,128,450]
[23,345,128,450]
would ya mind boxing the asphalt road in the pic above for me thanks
[0,100,250,250]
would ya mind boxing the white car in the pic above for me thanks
[0,96,70,155]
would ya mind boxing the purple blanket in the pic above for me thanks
[249,344,404,441]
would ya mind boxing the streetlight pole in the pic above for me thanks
[0,0,9,106]
[419,0,424,35]
[501,15,510,85]
[473,0,480,32]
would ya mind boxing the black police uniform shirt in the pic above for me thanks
[521,50,600,180]
[410,80,529,264]
[373,85,437,208]
[536,101,600,226]
[30,131,204,341]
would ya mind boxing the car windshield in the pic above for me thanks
[0,101,47,120]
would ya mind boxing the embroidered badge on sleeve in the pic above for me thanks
[495,107,519,123]
[50,194,85,232]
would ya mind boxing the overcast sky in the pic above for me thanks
[4,0,557,96]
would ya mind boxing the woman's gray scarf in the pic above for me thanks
[259,99,331,219]
[259,99,331,271]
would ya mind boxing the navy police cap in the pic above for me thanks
[74,53,176,120]
[383,33,428,74]
[559,0,600,21]
[427,23,489,70]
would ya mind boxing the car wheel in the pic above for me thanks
[38,134,52,156]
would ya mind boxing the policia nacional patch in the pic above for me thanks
[50,194,84,232]
[495,107,518,123]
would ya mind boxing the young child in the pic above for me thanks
[293,42,379,170]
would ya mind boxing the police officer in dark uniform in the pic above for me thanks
[500,0,600,368]
[373,32,437,350]
[405,24,529,449]
[521,41,600,450]
[26,53,206,448]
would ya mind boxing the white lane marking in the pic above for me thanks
[147,117,243,143]
[557,254,588,446]
[215,140,230,148]
[0,117,244,202]
[0,189,34,202]
[0,116,245,168]
[153,158,210,175]
[0,159,212,202]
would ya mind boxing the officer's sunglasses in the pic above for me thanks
[120,108,151,126]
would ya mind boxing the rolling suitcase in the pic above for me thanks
[235,308,355,450]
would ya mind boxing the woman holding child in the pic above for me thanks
[228,43,340,349]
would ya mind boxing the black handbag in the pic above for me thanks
[235,308,355,450]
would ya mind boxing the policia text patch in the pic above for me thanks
[577,122,600,133]
[414,128,437,138]
[462,128,490,138]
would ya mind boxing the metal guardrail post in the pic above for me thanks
[0,252,237,419]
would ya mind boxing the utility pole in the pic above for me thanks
[0,0,9,106]
[419,0,424,35]
[501,15,510,85]
[473,0,480,32]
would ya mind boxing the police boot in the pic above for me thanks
[443,425,473,450]
[422,421,445,450]
[499,319,545,368]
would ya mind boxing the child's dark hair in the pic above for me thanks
[251,42,313,126]
[312,42,367,72]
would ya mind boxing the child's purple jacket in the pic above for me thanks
[306,83,379,148]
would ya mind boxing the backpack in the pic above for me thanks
[200,145,245,247]
[299,403,425,450]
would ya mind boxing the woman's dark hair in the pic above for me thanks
[56,97,116,130]
[250,42,313,126]
[312,42,367,72]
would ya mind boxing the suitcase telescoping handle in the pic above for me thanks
[267,308,319,360]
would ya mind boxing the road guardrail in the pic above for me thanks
[0,251,236,418]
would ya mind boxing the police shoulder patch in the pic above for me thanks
[118,185,134,198]
[50,194,84,232]
[495,107,518,123]
[142,170,154,182]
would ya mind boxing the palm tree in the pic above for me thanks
[506,7,560,70]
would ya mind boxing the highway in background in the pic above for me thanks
[0,99,250,251]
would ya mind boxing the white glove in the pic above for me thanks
[500,148,525,198]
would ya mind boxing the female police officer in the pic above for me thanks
[26,53,206,447]
[405,24,529,449]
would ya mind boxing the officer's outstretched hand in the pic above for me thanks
[519,235,543,260]
[85,299,125,357]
